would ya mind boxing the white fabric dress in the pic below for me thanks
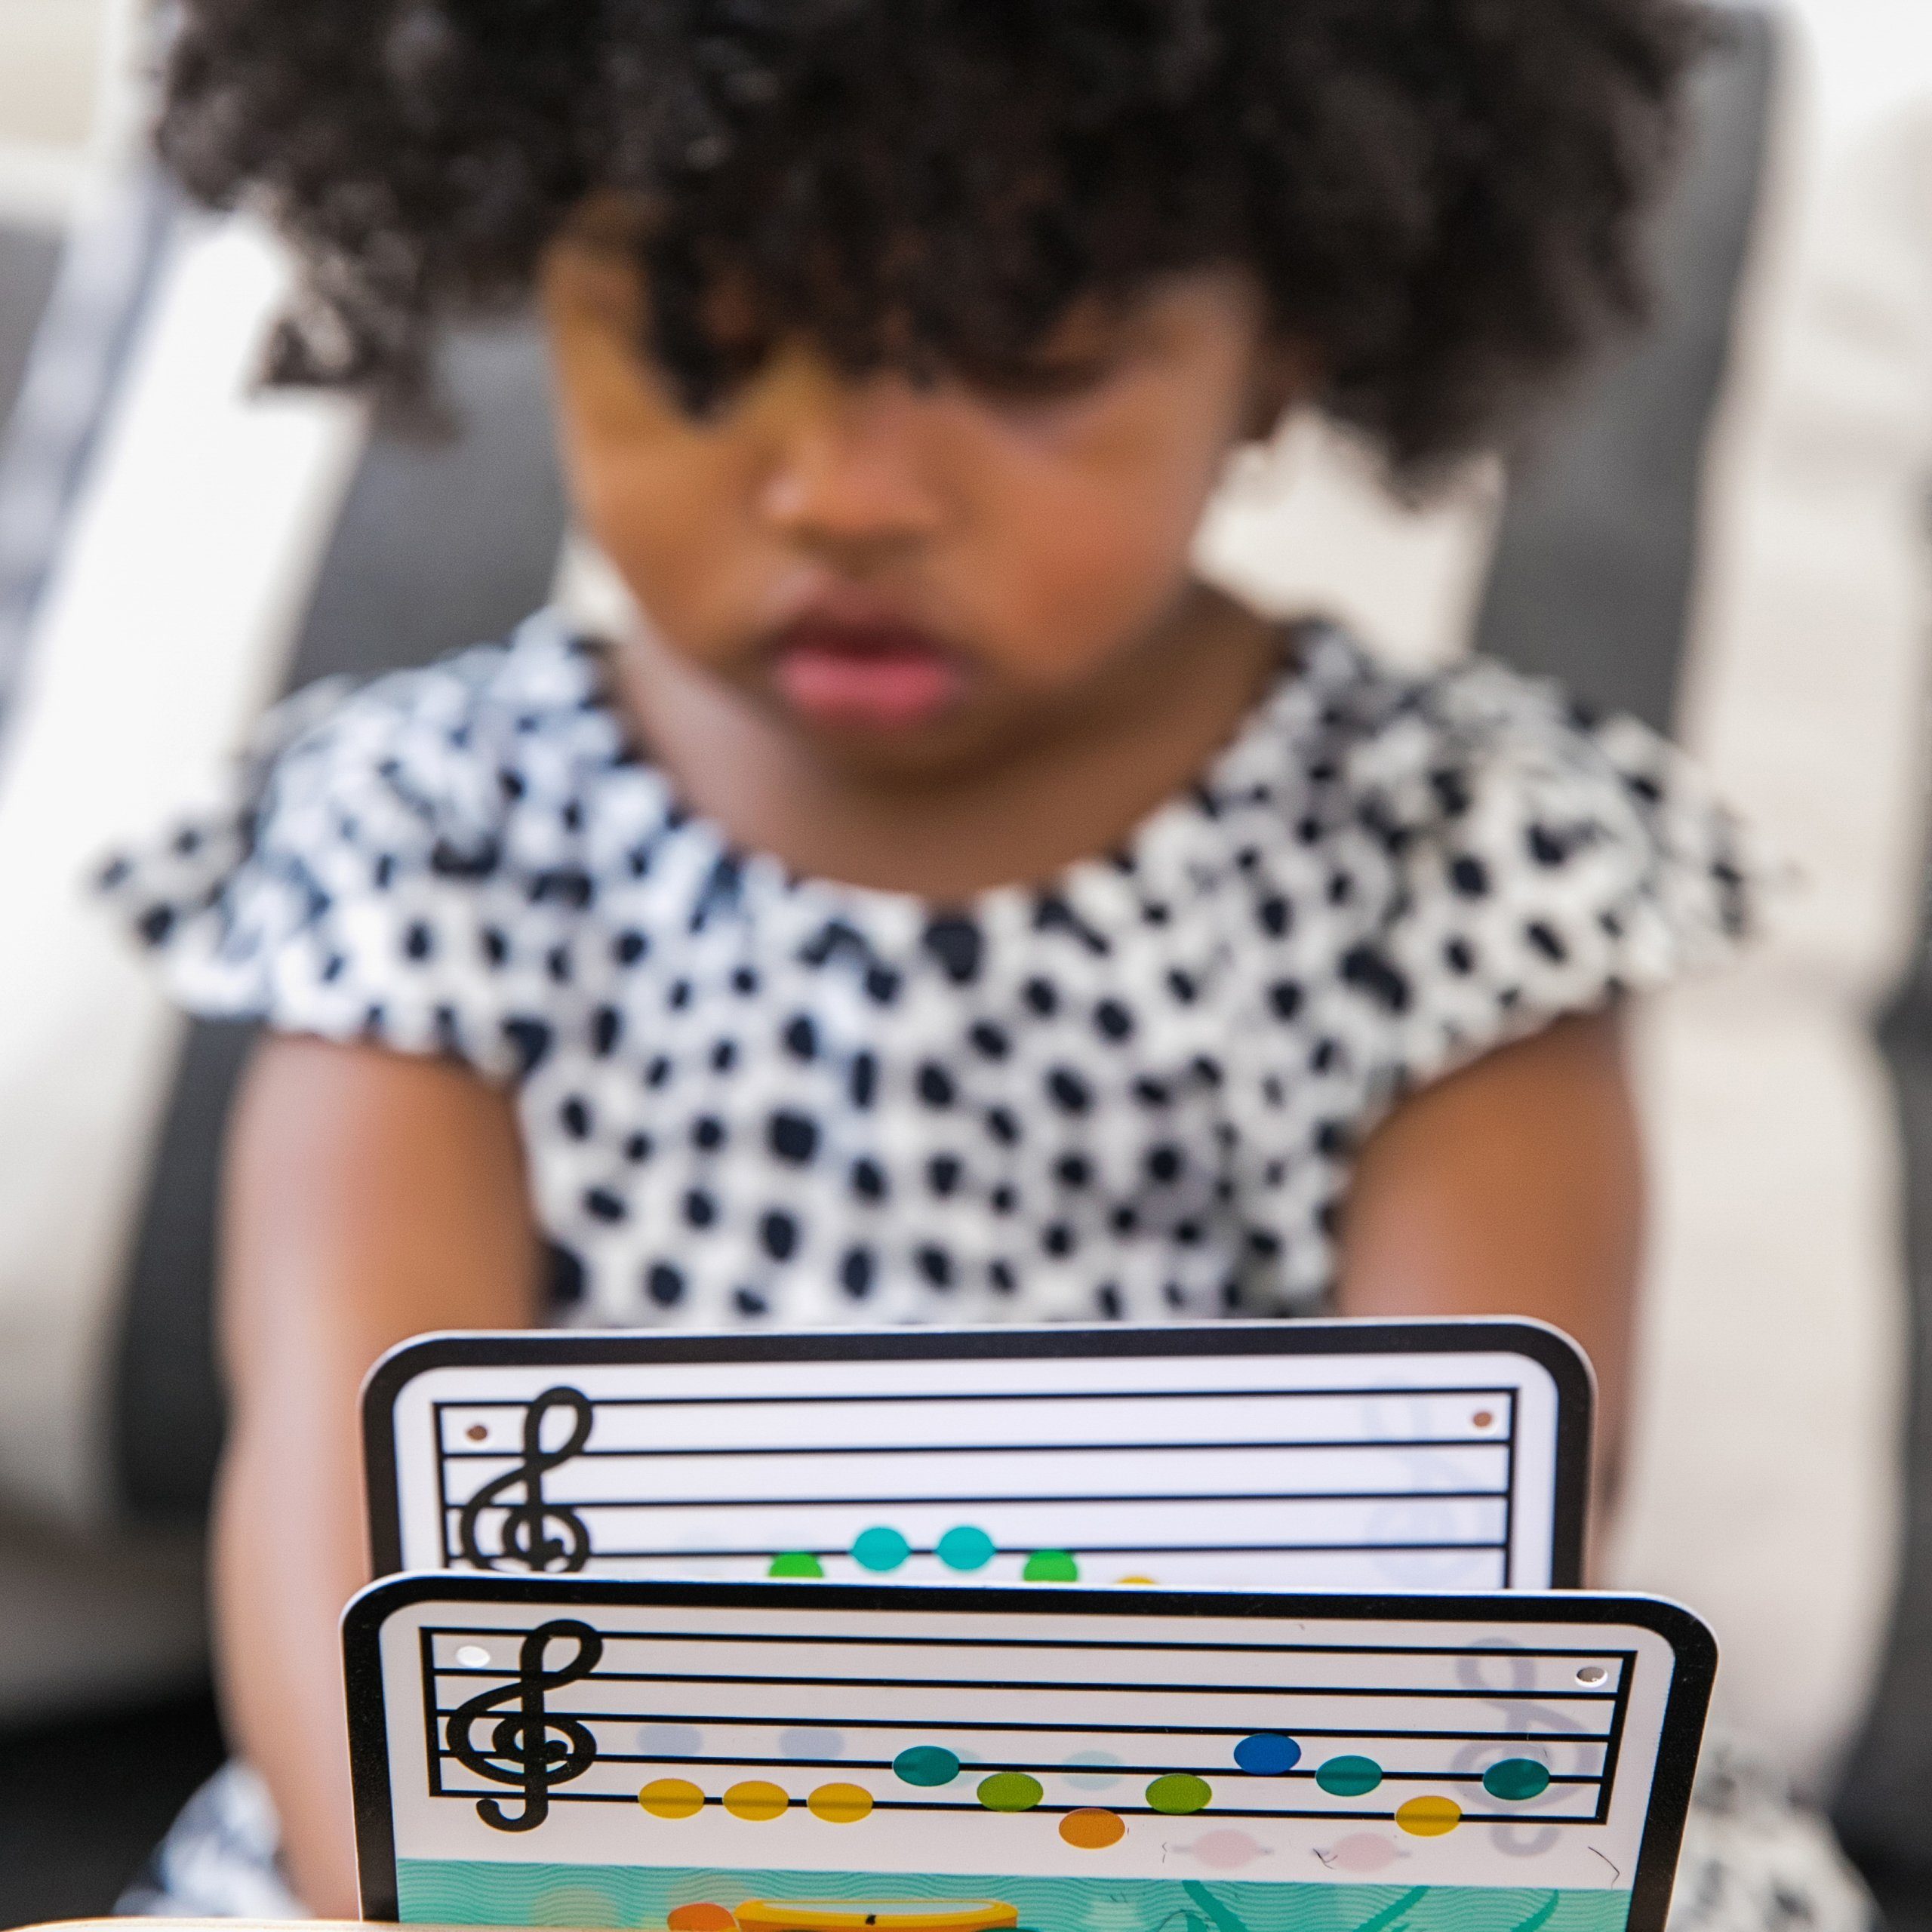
[103,612,1871,1930]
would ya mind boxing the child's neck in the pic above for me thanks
[611,581,1283,902]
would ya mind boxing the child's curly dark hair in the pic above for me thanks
[158,0,1702,473]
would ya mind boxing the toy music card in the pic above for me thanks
[344,1574,1712,1932]
[362,1321,1592,1592]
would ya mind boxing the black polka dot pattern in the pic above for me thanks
[104,614,1759,1327]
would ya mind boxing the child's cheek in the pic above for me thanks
[961,407,1235,685]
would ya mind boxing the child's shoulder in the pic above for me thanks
[98,615,629,1074]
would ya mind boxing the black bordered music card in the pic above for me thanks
[344,1574,1712,1932]
[361,1320,1593,1592]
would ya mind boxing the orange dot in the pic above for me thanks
[667,1907,737,1931]
[1395,1795,1462,1837]
[466,1423,489,1441]
[808,1783,875,1823]
[1060,1808,1127,1849]
[724,1780,790,1821]
[639,1779,705,1820]
[1472,1411,1495,1430]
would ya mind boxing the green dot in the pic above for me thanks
[768,1552,824,1578]
[1316,1756,1383,1798]
[977,1772,1044,1812]
[1023,1550,1080,1582]
[937,1526,997,1572]
[1146,1774,1212,1816]
[851,1527,911,1572]
[894,1746,962,1788]
[1483,1758,1552,1801]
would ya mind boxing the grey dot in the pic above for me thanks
[637,1724,703,1758]
[780,1726,845,1759]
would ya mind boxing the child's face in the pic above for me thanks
[542,237,1286,777]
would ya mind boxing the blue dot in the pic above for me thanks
[1233,1733,1302,1776]
[852,1526,911,1572]
[937,1526,996,1571]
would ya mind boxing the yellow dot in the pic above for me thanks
[1060,1808,1127,1849]
[1396,1795,1462,1837]
[638,1778,705,1820]
[724,1780,791,1821]
[1113,1575,1158,1586]
[808,1782,875,1823]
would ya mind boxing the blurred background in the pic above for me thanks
[0,0,1930,1924]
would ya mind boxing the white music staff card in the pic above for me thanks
[345,1576,1711,1932]
[362,1322,1592,1593]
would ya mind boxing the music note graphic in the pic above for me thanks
[457,1385,595,1571]
[445,1619,605,1832]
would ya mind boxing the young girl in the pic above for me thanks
[109,2,1866,1926]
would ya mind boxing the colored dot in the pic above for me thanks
[1146,1774,1212,1815]
[894,1746,962,1788]
[808,1783,875,1823]
[723,1780,790,1821]
[666,1907,736,1931]
[638,1724,703,1758]
[781,1727,846,1760]
[1060,1808,1126,1849]
[1065,1751,1124,1791]
[977,1772,1045,1811]
[1114,1575,1158,1586]
[769,1552,825,1578]
[1484,1758,1552,1801]
[1233,1734,1301,1776]
[1023,1550,1080,1582]
[1315,1756,1383,1797]
[1472,1410,1496,1430]
[465,1423,489,1442]
[639,1779,705,1820]
[852,1527,911,1572]
[937,1526,997,1571]
[1397,1795,1462,1837]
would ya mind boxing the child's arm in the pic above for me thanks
[1335,1010,1641,1518]
[214,1036,543,1916]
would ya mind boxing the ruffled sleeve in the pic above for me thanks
[98,648,541,1082]
[1327,654,1762,1103]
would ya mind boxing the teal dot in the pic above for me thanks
[1023,1550,1080,1582]
[851,1527,911,1572]
[1483,1758,1552,1801]
[894,1746,961,1788]
[937,1525,996,1572]
[1315,1755,1383,1797]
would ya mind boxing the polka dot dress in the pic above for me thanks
[107,613,1875,1931]
[106,611,1755,1329]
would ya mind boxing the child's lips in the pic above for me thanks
[770,620,971,731]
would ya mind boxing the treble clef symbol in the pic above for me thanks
[446,1619,605,1832]
[457,1386,595,1571]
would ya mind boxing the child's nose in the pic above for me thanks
[755,361,948,561]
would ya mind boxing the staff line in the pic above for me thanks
[434,1437,1518,1463]
[432,1747,1606,1783]
[439,1490,1514,1512]
[421,1623,1632,1667]
[429,1677,1621,1708]
[427,1717,1612,1746]
[427,1787,1605,1823]
[430,1383,1522,1414]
